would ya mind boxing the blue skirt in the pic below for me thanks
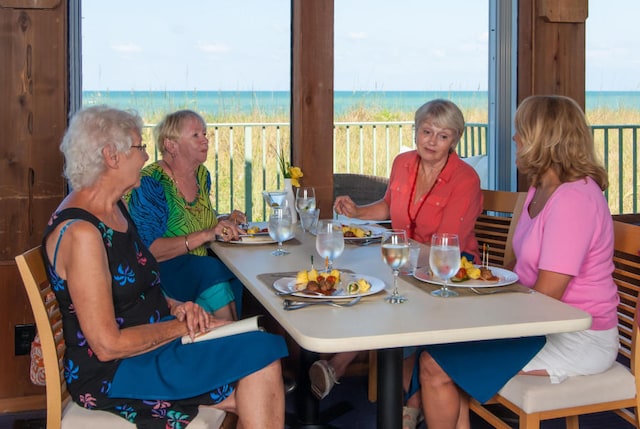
[408,336,546,403]
[159,253,244,315]
[109,330,288,400]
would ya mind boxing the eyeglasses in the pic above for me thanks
[130,144,147,152]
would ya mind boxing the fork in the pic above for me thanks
[283,296,362,310]
[469,287,534,295]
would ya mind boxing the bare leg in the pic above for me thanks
[213,303,236,321]
[328,351,360,379]
[402,352,423,425]
[419,351,462,429]
[234,360,284,429]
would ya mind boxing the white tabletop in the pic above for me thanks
[211,226,592,353]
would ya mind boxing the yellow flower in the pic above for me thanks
[288,166,303,187]
[276,148,304,187]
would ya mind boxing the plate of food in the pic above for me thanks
[341,224,386,243]
[220,222,295,245]
[413,258,519,288]
[273,271,385,299]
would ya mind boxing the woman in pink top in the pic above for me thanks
[416,95,619,429]
[313,100,482,427]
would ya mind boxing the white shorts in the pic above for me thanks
[522,327,619,383]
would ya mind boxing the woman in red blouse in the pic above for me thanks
[313,100,482,427]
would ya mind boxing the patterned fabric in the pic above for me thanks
[41,201,233,428]
[126,163,241,314]
[127,163,217,256]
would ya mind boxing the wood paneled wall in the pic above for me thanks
[0,0,68,411]
[0,0,589,414]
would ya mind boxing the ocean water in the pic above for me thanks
[82,90,640,120]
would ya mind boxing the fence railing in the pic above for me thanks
[141,121,638,220]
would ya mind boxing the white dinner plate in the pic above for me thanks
[413,266,519,288]
[273,273,386,299]
[335,214,392,225]
[342,224,387,243]
[219,222,295,245]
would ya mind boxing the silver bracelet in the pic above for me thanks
[184,234,191,252]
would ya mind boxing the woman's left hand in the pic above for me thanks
[214,219,244,242]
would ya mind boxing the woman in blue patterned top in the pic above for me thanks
[42,106,288,428]
[127,110,246,320]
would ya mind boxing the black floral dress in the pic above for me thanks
[43,201,287,428]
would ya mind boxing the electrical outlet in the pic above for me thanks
[15,324,36,356]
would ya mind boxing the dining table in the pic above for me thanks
[210,223,592,429]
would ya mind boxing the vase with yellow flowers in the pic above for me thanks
[277,149,303,222]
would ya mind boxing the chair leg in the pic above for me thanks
[520,413,541,429]
[368,350,377,402]
[565,415,579,429]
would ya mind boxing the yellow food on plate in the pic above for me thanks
[460,256,481,279]
[295,268,338,290]
[342,225,371,238]
[246,226,261,234]
[295,270,309,290]
[347,278,371,294]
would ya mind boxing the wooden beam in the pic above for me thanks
[291,0,334,219]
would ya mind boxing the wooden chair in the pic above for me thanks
[16,246,228,429]
[474,189,527,268]
[469,220,640,429]
[366,189,528,402]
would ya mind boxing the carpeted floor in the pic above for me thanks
[2,375,634,428]
[285,375,635,429]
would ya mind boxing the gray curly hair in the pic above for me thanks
[60,106,143,189]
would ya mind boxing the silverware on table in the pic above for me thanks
[469,287,534,295]
[283,296,362,310]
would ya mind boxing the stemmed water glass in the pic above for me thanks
[429,233,461,297]
[381,229,410,304]
[315,220,344,271]
[268,205,293,256]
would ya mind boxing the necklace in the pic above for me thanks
[162,161,202,212]
[407,160,439,239]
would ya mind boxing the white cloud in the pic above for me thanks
[198,42,231,54]
[112,43,142,53]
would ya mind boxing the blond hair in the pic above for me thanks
[154,110,206,155]
[515,95,608,190]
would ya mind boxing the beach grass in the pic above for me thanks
[138,106,639,220]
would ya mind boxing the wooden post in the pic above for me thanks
[291,0,334,218]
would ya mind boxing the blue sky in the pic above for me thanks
[81,1,639,92]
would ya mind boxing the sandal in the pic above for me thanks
[402,406,422,429]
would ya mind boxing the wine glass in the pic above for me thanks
[381,229,410,304]
[315,220,344,271]
[268,206,293,256]
[429,233,461,297]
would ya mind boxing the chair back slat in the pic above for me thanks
[613,221,640,368]
[474,190,527,268]
[16,246,67,429]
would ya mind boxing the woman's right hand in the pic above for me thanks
[334,195,359,218]
[172,301,227,340]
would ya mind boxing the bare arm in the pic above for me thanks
[532,269,572,300]
[50,221,229,361]
[333,195,390,220]
[149,218,245,261]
